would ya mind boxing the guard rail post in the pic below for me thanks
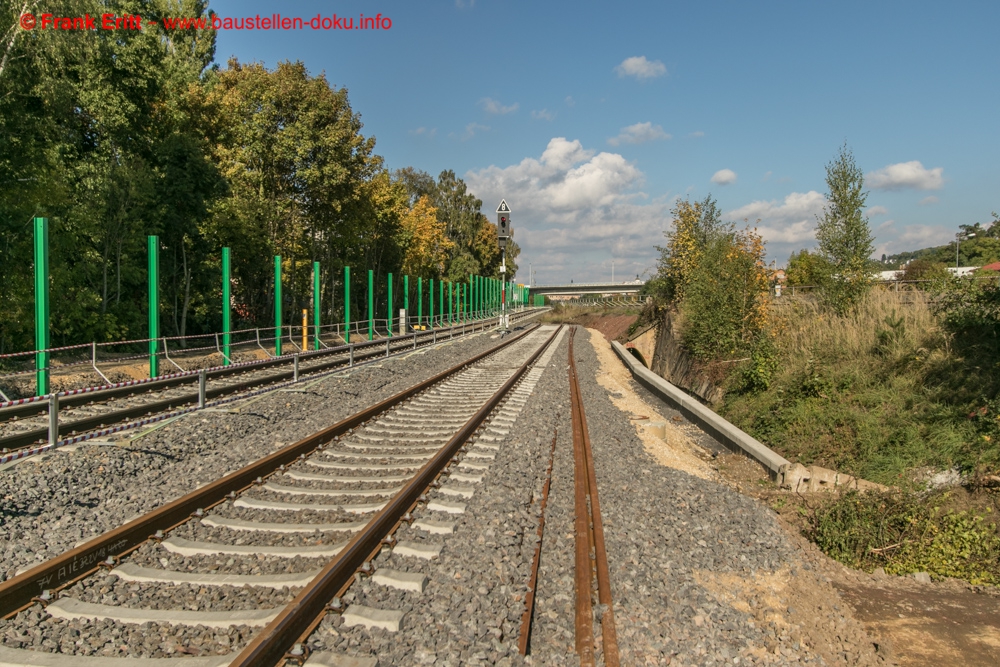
[198,370,206,408]
[48,393,58,446]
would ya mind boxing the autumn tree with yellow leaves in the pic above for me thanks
[400,196,454,277]
[655,195,777,390]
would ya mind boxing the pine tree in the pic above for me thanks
[815,144,875,314]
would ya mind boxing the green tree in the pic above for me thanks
[815,144,875,314]
[786,249,829,286]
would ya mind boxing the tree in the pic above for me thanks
[786,249,829,286]
[399,196,452,277]
[815,144,875,314]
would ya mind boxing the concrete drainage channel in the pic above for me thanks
[0,312,543,466]
[0,324,560,666]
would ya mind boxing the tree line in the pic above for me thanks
[0,0,517,355]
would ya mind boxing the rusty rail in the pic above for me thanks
[568,326,620,667]
[0,323,542,619]
[232,325,562,667]
[518,429,559,656]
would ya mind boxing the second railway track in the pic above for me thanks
[0,315,538,460]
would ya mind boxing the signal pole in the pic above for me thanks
[496,199,512,331]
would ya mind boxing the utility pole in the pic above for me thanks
[956,231,976,268]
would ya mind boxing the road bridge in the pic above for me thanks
[528,281,645,297]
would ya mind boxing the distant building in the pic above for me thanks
[946,266,979,277]
[981,262,1000,272]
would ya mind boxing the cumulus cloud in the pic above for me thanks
[479,97,518,115]
[614,56,667,80]
[919,196,939,206]
[565,96,575,107]
[711,169,737,185]
[690,130,705,138]
[465,138,671,283]
[607,122,670,146]
[531,109,555,121]
[726,191,827,245]
[410,127,437,138]
[898,225,953,247]
[867,161,944,191]
[866,205,888,217]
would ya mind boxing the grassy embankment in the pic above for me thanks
[719,288,1000,583]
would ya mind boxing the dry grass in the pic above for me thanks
[774,289,942,366]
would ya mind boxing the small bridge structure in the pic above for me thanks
[527,281,645,297]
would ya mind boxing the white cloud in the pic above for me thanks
[867,161,944,191]
[531,109,555,121]
[607,122,670,146]
[410,127,437,138]
[898,225,952,247]
[465,138,671,283]
[479,97,519,115]
[919,196,939,206]
[690,130,705,138]
[866,205,888,217]
[711,169,737,186]
[565,96,575,107]
[461,122,490,140]
[762,171,772,182]
[614,56,667,80]
[727,191,827,245]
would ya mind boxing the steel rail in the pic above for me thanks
[569,326,620,667]
[0,322,541,619]
[518,429,559,656]
[231,325,562,667]
[0,314,532,451]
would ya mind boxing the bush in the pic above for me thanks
[810,489,1000,584]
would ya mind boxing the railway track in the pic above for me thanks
[0,314,538,461]
[0,322,562,666]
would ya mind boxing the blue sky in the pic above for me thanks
[210,0,1000,284]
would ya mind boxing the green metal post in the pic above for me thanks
[418,277,423,328]
[313,261,321,350]
[33,217,50,395]
[448,282,453,325]
[439,279,444,324]
[368,269,374,341]
[344,266,350,344]
[429,279,434,328]
[274,255,282,356]
[148,235,159,378]
[404,275,409,314]
[387,272,393,337]
[222,247,231,365]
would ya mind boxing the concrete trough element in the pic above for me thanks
[611,340,790,478]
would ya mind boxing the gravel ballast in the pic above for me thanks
[0,320,894,665]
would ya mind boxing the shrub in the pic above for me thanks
[810,489,1000,584]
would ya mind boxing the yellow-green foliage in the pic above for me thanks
[721,287,994,484]
[811,490,1000,585]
